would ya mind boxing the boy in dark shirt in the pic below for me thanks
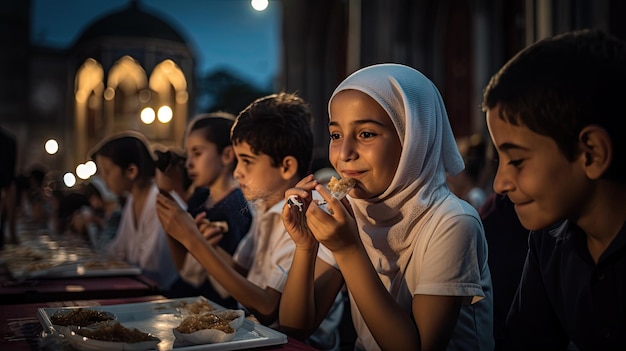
[482,29,626,350]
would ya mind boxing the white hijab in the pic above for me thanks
[329,63,464,290]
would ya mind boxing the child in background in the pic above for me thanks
[160,113,252,308]
[482,29,626,350]
[69,177,122,251]
[156,93,343,351]
[281,63,493,351]
[90,131,178,291]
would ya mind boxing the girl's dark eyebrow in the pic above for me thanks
[329,119,386,127]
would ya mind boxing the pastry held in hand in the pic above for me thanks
[317,176,356,213]
[326,176,356,201]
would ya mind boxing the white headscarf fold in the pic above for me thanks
[329,63,464,285]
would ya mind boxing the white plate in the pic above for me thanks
[37,296,287,351]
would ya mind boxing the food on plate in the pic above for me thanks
[81,259,130,270]
[23,261,60,272]
[176,299,214,314]
[71,321,159,343]
[1,246,48,261]
[327,176,356,200]
[175,310,242,334]
[50,308,116,327]
[172,309,245,344]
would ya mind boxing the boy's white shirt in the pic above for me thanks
[232,199,295,292]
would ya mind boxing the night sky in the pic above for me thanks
[31,0,281,88]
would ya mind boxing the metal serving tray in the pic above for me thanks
[37,296,287,350]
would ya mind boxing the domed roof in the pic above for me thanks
[75,1,187,45]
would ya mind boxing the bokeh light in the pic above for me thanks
[76,160,97,180]
[63,172,76,187]
[251,0,268,11]
[85,160,97,176]
[45,139,59,154]
[76,164,89,180]
[157,105,173,123]
[140,107,156,124]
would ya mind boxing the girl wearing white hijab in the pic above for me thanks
[281,63,493,351]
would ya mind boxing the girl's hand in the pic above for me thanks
[195,212,225,247]
[281,175,319,250]
[306,183,360,254]
[156,193,202,246]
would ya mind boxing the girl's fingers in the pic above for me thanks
[194,211,207,225]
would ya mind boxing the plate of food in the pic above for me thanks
[37,296,287,351]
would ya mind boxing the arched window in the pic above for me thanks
[107,56,148,132]
[149,59,188,143]
[75,58,104,160]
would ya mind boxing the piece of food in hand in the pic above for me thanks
[327,176,356,200]
[208,220,228,232]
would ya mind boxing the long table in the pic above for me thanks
[0,226,160,304]
[0,265,159,304]
[0,295,319,351]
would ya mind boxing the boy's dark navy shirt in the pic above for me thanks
[505,220,626,351]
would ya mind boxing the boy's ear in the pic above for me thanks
[279,156,299,180]
[221,145,235,165]
[578,125,612,180]
[125,164,139,181]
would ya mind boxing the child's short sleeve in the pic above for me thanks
[409,213,487,301]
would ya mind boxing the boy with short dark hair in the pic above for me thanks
[156,92,343,350]
[482,29,626,350]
